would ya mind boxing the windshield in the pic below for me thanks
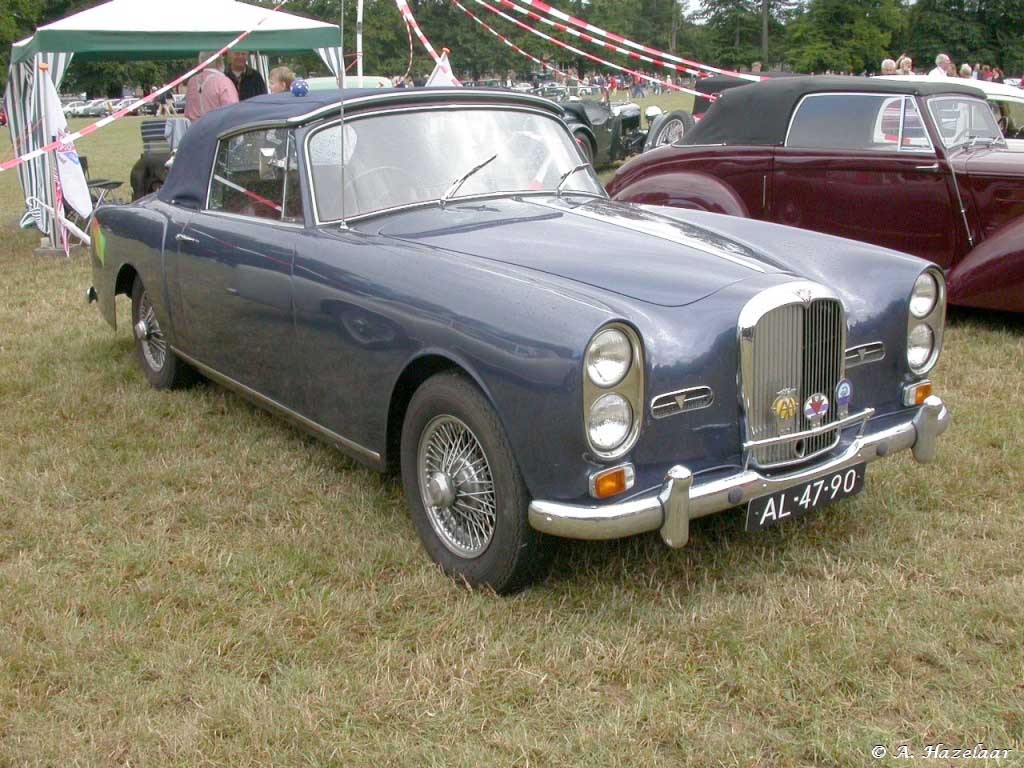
[927,96,1003,148]
[990,97,1024,140]
[307,107,604,222]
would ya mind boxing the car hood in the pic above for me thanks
[370,196,788,307]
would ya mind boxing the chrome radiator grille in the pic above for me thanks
[743,296,846,468]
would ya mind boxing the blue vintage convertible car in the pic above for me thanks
[89,87,951,592]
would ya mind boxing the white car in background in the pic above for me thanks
[877,75,1024,150]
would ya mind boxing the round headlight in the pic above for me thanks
[907,323,935,370]
[586,328,632,388]
[588,393,633,451]
[910,272,939,318]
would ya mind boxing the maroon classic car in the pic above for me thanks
[608,77,1024,312]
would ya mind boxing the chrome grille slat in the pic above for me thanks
[744,294,846,468]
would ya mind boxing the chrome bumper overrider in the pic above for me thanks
[528,396,951,548]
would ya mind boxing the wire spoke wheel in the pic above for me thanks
[657,117,686,146]
[135,290,167,371]
[417,414,496,559]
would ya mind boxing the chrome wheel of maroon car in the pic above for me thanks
[417,415,497,558]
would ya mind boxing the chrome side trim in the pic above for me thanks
[845,341,886,368]
[650,386,714,419]
[528,397,951,545]
[170,346,383,467]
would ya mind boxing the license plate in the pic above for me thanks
[745,464,865,533]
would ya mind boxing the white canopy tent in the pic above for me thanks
[6,0,344,240]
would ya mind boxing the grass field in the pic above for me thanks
[1,109,1022,767]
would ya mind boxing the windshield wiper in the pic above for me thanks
[965,134,1004,150]
[556,163,591,198]
[441,153,498,208]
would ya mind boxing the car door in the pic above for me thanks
[771,93,961,268]
[173,127,304,405]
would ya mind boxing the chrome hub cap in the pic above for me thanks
[136,291,167,371]
[417,415,496,559]
[658,118,685,145]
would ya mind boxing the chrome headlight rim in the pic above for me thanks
[907,322,935,372]
[588,393,633,452]
[906,267,946,376]
[585,327,633,388]
[582,322,644,461]
[910,271,939,319]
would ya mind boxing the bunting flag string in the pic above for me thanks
[460,0,713,100]
[394,0,460,84]
[494,0,705,79]
[452,0,572,81]
[502,0,761,82]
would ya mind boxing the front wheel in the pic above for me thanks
[131,276,196,389]
[400,372,553,592]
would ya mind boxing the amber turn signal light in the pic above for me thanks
[589,464,636,500]
[902,380,933,407]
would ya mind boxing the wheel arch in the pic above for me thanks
[385,351,500,473]
[610,168,750,218]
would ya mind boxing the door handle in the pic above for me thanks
[175,233,199,244]
[914,163,940,172]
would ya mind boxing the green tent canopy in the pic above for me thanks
[6,0,343,239]
[11,0,343,64]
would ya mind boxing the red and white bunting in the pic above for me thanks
[494,0,704,79]
[452,0,572,80]
[394,0,460,84]
[505,0,761,82]
[462,0,713,100]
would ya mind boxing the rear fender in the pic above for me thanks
[610,170,750,218]
[947,216,1024,312]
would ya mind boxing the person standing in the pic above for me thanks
[225,51,267,101]
[269,66,296,94]
[185,52,238,122]
[929,54,950,77]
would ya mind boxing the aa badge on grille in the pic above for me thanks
[771,388,799,434]
[834,378,853,418]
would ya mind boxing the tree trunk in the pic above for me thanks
[761,0,769,61]
[670,0,681,54]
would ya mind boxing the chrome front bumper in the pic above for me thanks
[528,396,951,548]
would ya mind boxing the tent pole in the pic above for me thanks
[356,0,364,81]
[38,59,60,249]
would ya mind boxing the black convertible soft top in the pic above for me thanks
[157,87,561,209]
[683,75,986,147]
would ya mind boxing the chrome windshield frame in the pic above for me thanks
[302,103,605,227]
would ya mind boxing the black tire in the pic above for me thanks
[645,110,695,151]
[130,276,196,389]
[573,129,595,166]
[400,372,554,593]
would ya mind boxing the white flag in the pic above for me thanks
[425,53,460,87]
[41,73,92,218]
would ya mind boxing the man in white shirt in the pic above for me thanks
[929,54,951,77]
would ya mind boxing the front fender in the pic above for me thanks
[610,170,750,217]
[948,216,1024,312]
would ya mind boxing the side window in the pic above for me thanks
[208,128,294,221]
[871,97,933,152]
[787,94,928,152]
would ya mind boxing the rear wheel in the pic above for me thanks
[400,372,553,592]
[647,110,695,150]
[131,276,196,389]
